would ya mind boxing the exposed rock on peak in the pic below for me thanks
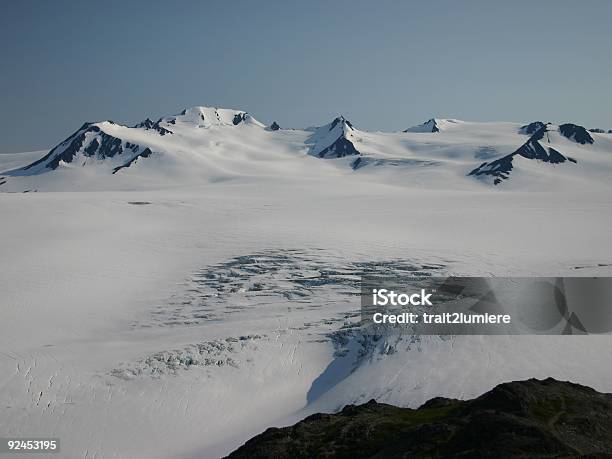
[169,106,264,128]
[134,118,173,136]
[7,106,263,178]
[404,118,460,133]
[135,118,155,129]
[233,113,247,125]
[21,123,127,172]
[519,121,547,135]
[470,125,577,185]
[308,116,360,159]
[315,136,359,159]
[559,123,594,144]
[269,121,280,131]
[112,147,153,174]
[329,116,353,131]
[405,118,440,133]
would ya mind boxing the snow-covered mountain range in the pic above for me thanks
[2,106,611,192]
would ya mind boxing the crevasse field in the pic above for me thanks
[1,108,612,458]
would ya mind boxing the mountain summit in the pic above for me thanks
[308,116,361,159]
[11,106,265,177]
[404,118,460,133]
[166,106,264,128]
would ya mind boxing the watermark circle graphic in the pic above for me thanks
[562,278,612,334]
[516,279,566,332]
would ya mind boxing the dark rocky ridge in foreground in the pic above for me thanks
[226,378,612,459]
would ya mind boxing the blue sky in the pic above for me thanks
[1,0,611,153]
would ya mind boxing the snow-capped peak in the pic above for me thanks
[404,118,460,133]
[519,121,547,135]
[328,115,353,132]
[166,106,264,128]
[308,116,360,159]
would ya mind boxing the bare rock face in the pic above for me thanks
[469,125,578,185]
[559,123,594,145]
[226,378,612,459]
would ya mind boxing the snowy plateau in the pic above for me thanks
[1,106,612,458]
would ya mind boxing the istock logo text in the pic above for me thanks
[372,288,433,306]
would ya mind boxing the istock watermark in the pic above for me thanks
[361,277,612,335]
[372,288,433,306]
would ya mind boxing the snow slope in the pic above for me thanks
[1,107,612,458]
[0,150,47,174]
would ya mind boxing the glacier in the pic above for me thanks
[1,107,612,458]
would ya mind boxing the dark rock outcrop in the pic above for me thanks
[519,121,546,135]
[233,113,247,125]
[559,123,594,144]
[23,124,126,171]
[404,118,440,133]
[134,118,173,136]
[310,116,360,159]
[469,126,577,185]
[316,136,360,158]
[226,378,612,459]
[112,147,153,174]
[269,122,280,131]
[329,116,353,131]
